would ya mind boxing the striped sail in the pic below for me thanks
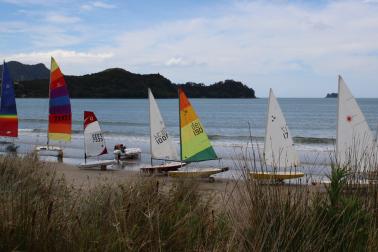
[48,57,71,142]
[0,61,18,137]
[84,111,107,157]
[179,88,217,162]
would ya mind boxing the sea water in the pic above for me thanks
[6,98,378,179]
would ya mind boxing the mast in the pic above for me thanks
[148,88,153,166]
[336,75,341,162]
[264,89,272,164]
[178,87,182,162]
[47,57,53,146]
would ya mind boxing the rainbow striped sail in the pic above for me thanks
[179,88,217,162]
[48,57,71,142]
[0,61,18,137]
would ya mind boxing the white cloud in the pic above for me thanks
[1,50,113,74]
[45,14,81,24]
[81,1,115,11]
[104,1,378,97]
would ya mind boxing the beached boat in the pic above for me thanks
[78,111,115,170]
[113,144,141,160]
[250,89,304,182]
[168,88,228,181]
[35,57,71,160]
[0,61,19,152]
[140,89,185,174]
[336,76,377,174]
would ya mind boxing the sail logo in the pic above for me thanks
[191,121,203,136]
[154,128,169,144]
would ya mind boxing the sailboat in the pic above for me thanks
[0,61,18,152]
[35,57,71,159]
[250,89,304,181]
[336,75,376,173]
[140,88,184,173]
[78,111,115,169]
[168,88,228,181]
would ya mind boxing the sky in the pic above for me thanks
[1,0,378,97]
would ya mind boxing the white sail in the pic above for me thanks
[84,111,107,158]
[264,89,300,168]
[149,89,179,160]
[336,76,376,171]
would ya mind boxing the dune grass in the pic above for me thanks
[0,154,377,251]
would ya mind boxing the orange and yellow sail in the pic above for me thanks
[48,57,71,142]
[179,88,217,162]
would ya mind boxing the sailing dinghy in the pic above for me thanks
[35,57,71,160]
[140,89,184,174]
[250,89,304,181]
[0,61,18,152]
[78,111,115,170]
[336,76,377,174]
[168,88,228,181]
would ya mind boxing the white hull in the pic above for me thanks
[78,159,116,169]
[114,147,141,160]
[34,145,63,157]
[140,161,186,174]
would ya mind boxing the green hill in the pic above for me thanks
[4,62,256,98]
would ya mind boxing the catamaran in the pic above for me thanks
[140,88,184,173]
[0,61,18,152]
[78,111,115,170]
[35,57,71,159]
[250,89,304,181]
[168,88,228,181]
[336,75,377,174]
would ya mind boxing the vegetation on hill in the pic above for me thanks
[0,61,49,81]
[16,68,255,98]
[325,92,338,98]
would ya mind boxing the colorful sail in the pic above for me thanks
[84,111,107,157]
[179,88,217,162]
[149,89,179,160]
[0,61,18,137]
[48,57,71,142]
[264,89,299,168]
[336,75,375,171]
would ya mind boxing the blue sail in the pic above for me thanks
[0,61,18,137]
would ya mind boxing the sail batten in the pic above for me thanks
[48,57,71,142]
[264,89,299,168]
[179,88,217,162]
[149,89,179,161]
[0,61,18,137]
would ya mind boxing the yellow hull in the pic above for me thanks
[250,171,304,180]
[168,167,228,178]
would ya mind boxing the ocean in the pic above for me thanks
[7,98,378,180]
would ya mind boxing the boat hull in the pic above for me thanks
[250,171,304,181]
[114,148,141,160]
[140,162,186,174]
[78,160,116,170]
[34,145,63,157]
[168,167,228,178]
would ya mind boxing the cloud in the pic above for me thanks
[1,50,113,74]
[45,14,81,24]
[81,1,115,11]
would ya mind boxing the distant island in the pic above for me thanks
[325,93,338,98]
[1,61,256,98]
